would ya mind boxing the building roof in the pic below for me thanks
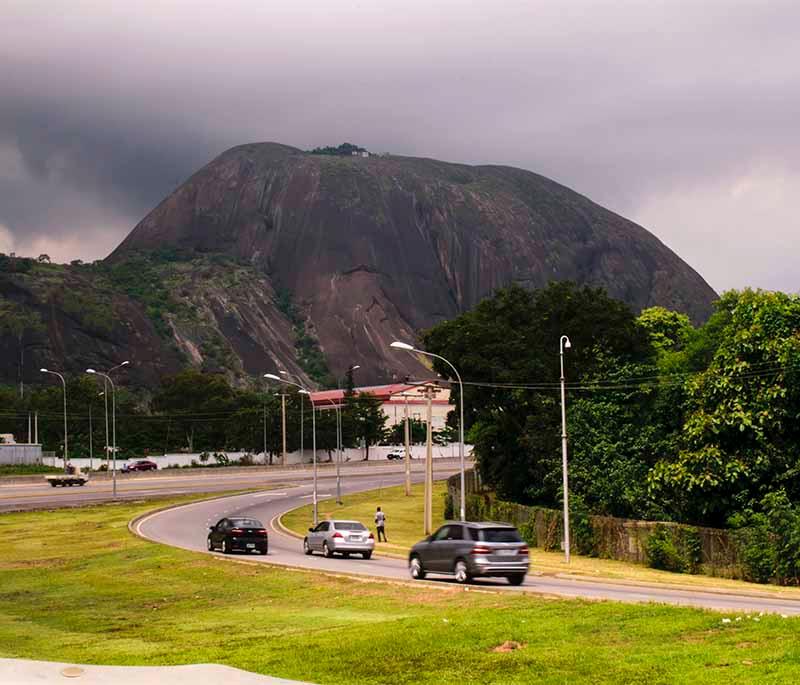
[309,384,417,405]
[309,383,452,407]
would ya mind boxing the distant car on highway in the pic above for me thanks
[408,522,529,585]
[386,449,406,460]
[122,459,158,472]
[304,520,374,559]
[207,517,268,555]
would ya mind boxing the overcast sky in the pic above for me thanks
[2,0,798,293]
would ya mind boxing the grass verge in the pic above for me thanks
[0,464,63,477]
[1,495,799,684]
[282,482,800,599]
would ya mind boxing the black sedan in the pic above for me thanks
[207,517,269,555]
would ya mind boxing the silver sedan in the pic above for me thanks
[303,520,375,559]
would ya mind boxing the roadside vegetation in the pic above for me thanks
[1,496,799,684]
[282,482,800,598]
[423,283,800,584]
[0,464,62,477]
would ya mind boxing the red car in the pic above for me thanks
[122,459,158,472]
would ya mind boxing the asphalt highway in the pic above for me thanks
[135,468,800,616]
[0,461,444,513]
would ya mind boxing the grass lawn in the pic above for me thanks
[0,464,63,477]
[2,498,800,685]
[281,482,800,599]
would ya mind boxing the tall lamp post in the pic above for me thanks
[265,373,319,524]
[391,341,466,522]
[87,369,118,499]
[40,369,68,472]
[321,397,343,504]
[559,335,572,564]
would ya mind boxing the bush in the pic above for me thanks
[213,452,230,466]
[645,524,702,574]
[570,494,597,557]
[239,453,255,466]
[443,491,455,520]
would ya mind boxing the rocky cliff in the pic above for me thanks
[108,143,717,382]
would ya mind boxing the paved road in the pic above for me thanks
[136,469,800,616]
[0,461,447,513]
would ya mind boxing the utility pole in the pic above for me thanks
[404,393,411,496]
[280,393,287,466]
[27,413,31,444]
[263,402,267,464]
[34,411,38,444]
[559,335,572,564]
[88,403,93,471]
[423,385,434,535]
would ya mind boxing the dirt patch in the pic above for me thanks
[491,640,526,653]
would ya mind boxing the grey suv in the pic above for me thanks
[408,522,529,585]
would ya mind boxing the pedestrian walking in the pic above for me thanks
[374,506,387,542]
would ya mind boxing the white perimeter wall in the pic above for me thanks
[42,443,471,471]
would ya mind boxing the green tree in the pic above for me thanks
[648,290,800,525]
[153,370,236,452]
[422,282,656,507]
[0,297,45,398]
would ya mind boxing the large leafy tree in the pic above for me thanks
[648,290,800,525]
[422,282,655,507]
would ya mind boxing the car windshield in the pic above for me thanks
[334,522,367,531]
[480,528,523,543]
[231,519,263,528]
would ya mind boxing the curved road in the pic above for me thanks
[135,469,800,616]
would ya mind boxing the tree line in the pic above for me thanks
[422,282,800,531]
[0,368,391,462]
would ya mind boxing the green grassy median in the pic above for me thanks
[281,481,447,554]
[1,495,799,684]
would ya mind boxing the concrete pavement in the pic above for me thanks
[0,659,313,684]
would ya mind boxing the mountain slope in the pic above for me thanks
[111,143,717,381]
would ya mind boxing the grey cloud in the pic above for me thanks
[1,0,799,289]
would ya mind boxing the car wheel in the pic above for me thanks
[342,552,350,559]
[507,574,525,586]
[261,547,268,556]
[322,542,332,558]
[409,555,425,580]
[453,559,471,584]
[303,538,312,555]
[222,539,230,555]
[362,551,372,560]
[207,538,213,551]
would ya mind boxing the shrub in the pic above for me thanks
[239,453,255,466]
[570,493,597,557]
[213,452,230,466]
[443,491,455,520]
[645,524,702,574]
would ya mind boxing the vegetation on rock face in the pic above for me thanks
[275,287,334,387]
[309,142,368,156]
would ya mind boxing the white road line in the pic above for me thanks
[300,493,331,498]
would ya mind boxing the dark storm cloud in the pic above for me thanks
[1,0,799,290]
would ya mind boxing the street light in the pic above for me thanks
[279,370,304,469]
[86,369,118,499]
[265,373,319,524]
[99,362,128,473]
[390,340,467,522]
[559,335,572,564]
[320,397,343,504]
[40,368,68,472]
